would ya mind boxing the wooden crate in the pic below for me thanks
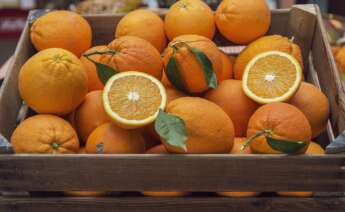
[0,4,345,212]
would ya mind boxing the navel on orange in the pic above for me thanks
[103,71,167,129]
[242,51,302,104]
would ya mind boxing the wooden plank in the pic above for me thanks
[1,196,345,212]
[311,6,345,136]
[287,5,317,70]
[0,19,35,140]
[0,155,344,192]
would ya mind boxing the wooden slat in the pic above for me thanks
[1,196,345,212]
[311,6,345,136]
[0,155,344,192]
[0,19,35,140]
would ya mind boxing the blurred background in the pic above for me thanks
[1,0,345,77]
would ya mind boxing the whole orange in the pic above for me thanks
[80,45,109,91]
[336,45,345,72]
[205,80,259,137]
[215,0,271,44]
[247,102,312,154]
[234,35,303,79]
[218,51,233,82]
[18,48,88,115]
[86,123,145,153]
[142,144,189,197]
[163,97,235,153]
[99,36,163,79]
[163,34,222,93]
[289,82,329,138]
[11,114,79,153]
[115,9,166,52]
[30,10,92,57]
[164,0,215,40]
[75,90,110,143]
[217,137,259,197]
[278,141,325,197]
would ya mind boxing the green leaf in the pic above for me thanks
[154,109,188,151]
[190,47,217,89]
[83,52,119,85]
[241,130,268,151]
[166,55,188,92]
[94,62,118,85]
[266,136,307,154]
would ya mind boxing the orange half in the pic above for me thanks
[242,51,302,104]
[103,71,167,129]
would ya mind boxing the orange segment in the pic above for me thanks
[103,71,167,129]
[243,51,302,104]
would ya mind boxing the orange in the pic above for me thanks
[80,45,109,91]
[75,90,111,143]
[289,82,330,138]
[86,123,145,153]
[163,97,235,153]
[163,34,222,93]
[242,51,302,104]
[30,10,92,57]
[11,114,79,153]
[217,138,259,197]
[115,9,166,52]
[99,36,163,79]
[205,80,259,137]
[142,144,189,197]
[143,84,187,148]
[247,102,312,154]
[234,35,303,80]
[218,51,233,82]
[278,142,325,197]
[164,0,215,40]
[18,48,88,115]
[103,71,167,129]
[215,0,271,44]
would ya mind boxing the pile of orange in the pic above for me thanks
[11,0,330,197]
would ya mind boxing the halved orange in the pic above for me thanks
[242,51,302,104]
[103,71,167,129]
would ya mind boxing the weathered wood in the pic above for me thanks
[1,196,345,212]
[0,20,35,140]
[288,5,317,68]
[0,154,344,192]
[311,6,345,136]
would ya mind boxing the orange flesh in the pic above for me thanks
[247,55,297,98]
[107,76,162,120]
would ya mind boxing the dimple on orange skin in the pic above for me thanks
[215,0,271,44]
[80,45,109,91]
[163,34,222,94]
[18,48,88,115]
[163,97,235,153]
[277,142,325,197]
[11,114,80,154]
[100,36,163,79]
[30,10,92,57]
[86,123,145,154]
[234,35,303,80]
[115,9,167,52]
[164,0,215,40]
[217,138,259,197]
[247,102,312,154]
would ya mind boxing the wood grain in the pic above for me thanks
[0,154,344,192]
[1,196,345,212]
